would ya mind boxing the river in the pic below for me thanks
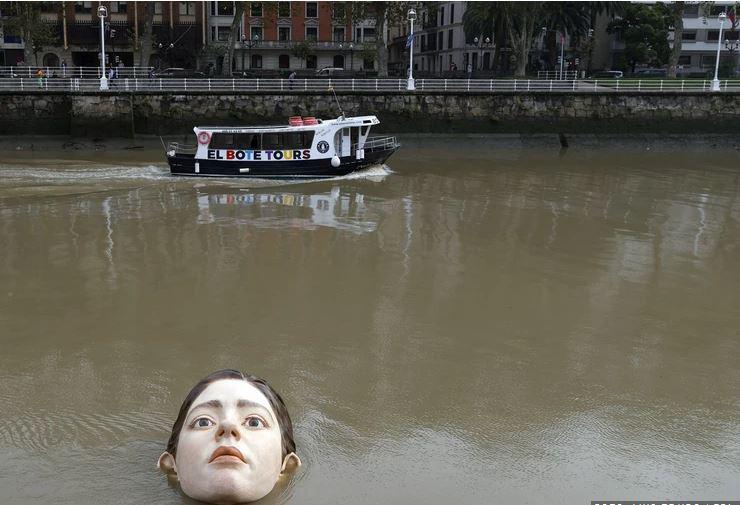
[0,137,738,504]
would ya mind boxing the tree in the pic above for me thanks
[350,2,415,78]
[499,3,544,77]
[657,2,685,78]
[137,2,155,67]
[463,2,504,71]
[222,2,246,76]
[607,3,670,74]
[2,3,60,65]
[290,40,315,69]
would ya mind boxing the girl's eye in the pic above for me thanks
[194,417,214,428]
[244,416,265,428]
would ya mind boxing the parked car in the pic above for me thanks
[153,68,206,78]
[633,68,667,77]
[315,67,353,78]
[589,70,623,79]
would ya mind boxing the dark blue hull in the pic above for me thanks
[167,147,398,179]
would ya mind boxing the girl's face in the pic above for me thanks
[166,379,285,504]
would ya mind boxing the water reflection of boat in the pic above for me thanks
[196,187,377,233]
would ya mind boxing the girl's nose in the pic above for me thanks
[216,420,241,441]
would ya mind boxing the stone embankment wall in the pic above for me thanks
[1,92,738,136]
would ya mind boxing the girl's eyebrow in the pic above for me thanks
[237,399,275,423]
[188,399,275,423]
[189,399,223,413]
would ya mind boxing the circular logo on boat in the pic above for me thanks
[197,131,211,145]
[317,140,329,153]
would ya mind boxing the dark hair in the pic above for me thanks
[165,369,296,459]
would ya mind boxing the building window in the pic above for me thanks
[306,26,318,40]
[332,4,345,19]
[708,5,726,16]
[110,2,127,14]
[333,54,344,68]
[179,2,194,15]
[216,2,234,16]
[677,55,691,65]
[700,54,715,67]
[74,2,92,13]
[684,4,699,17]
[364,27,375,40]
[707,30,720,41]
[363,57,374,70]
[448,54,452,68]
[251,26,263,40]
[279,54,290,68]
[306,2,317,18]
[251,2,262,17]
[217,26,231,42]
[279,26,290,41]
[439,7,444,26]
[437,31,443,49]
[450,4,454,24]
[306,54,317,68]
[681,31,696,41]
[155,2,163,15]
[333,27,345,42]
[421,34,426,51]
[278,2,291,17]
[251,54,263,68]
[448,29,453,49]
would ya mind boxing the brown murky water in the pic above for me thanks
[0,138,738,504]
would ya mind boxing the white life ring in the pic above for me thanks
[197,131,211,145]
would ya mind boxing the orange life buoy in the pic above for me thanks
[197,131,211,145]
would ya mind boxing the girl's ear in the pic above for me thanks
[280,452,301,474]
[157,451,178,478]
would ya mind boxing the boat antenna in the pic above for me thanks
[328,84,345,119]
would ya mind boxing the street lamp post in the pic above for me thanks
[98,5,108,90]
[542,27,566,79]
[349,42,354,71]
[157,42,174,68]
[473,36,491,71]
[407,8,416,91]
[712,11,727,91]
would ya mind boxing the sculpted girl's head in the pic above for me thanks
[158,369,301,504]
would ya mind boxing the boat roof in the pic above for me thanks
[195,115,379,134]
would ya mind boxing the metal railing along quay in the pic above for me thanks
[1,77,739,93]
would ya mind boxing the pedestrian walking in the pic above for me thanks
[36,68,45,87]
[288,70,296,90]
[61,58,67,77]
[466,63,472,79]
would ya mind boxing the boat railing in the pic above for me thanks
[168,142,197,155]
[356,136,399,152]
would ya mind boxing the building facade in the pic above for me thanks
[206,1,377,73]
[0,2,206,68]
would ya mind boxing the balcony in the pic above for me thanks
[240,40,361,50]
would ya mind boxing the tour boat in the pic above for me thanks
[166,115,399,178]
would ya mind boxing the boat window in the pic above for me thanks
[210,133,234,149]
[261,133,282,150]
[283,131,315,149]
[235,133,260,149]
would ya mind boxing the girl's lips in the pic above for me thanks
[209,445,246,463]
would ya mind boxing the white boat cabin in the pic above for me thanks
[193,115,380,162]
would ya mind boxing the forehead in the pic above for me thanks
[189,379,275,414]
